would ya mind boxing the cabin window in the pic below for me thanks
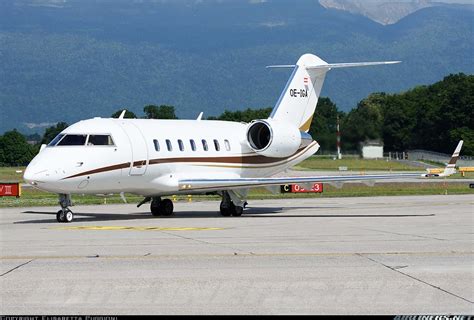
[202,139,208,151]
[56,134,87,146]
[48,134,65,146]
[190,139,196,151]
[166,139,173,151]
[224,139,231,151]
[178,139,184,151]
[214,139,220,151]
[153,139,160,152]
[87,135,114,146]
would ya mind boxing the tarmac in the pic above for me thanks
[0,194,473,314]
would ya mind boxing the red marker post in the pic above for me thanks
[0,182,21,198]
[281,183,323,193]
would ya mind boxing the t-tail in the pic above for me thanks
[267,53,401,132]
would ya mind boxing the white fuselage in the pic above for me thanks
[24,118,319,196]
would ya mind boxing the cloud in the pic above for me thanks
[259,21,286,28]
[25,0,68,8]
[23,122,56,129]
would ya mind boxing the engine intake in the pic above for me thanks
[246,119,303,158]
[247,121,272,151]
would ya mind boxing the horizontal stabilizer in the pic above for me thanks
[266,61,401,70]
[266,65,297,68]
[307,61,401,70]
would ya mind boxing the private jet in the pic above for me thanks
[23,53,463,222]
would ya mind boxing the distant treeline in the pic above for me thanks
[209,73,473,156]
[0,73,472,166]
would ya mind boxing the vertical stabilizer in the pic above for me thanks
[268,54,329,132]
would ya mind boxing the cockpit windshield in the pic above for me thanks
[57,134,88,146]
[47,134,65,146]
[87,135,115,146]
[48,134,115,147]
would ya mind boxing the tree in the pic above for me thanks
[0,130,35,166]
[111,109,137,119]
[143,105,177,119]
[449,127,474,156]
[341,93,385,151]
[381,73,473,154]
[25,133,41,143]
[211,107,272,122]
[0,135,5,166]
[40,122,69,145]
[381,95,416,151]
[308,97,342,153]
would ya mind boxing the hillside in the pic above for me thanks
[319,0,473,25]
[0,0,473,133]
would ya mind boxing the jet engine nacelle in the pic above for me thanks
[246,119,302,158]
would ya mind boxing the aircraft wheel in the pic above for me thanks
[57,209,73,222]
[151,200,161,216]
[219,201,232,217]
[231,206,243,217]
[64,209,74,223]
[56,210,64,222]
[160,199,174,216]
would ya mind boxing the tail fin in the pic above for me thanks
[267,53,400,132]
[441,140,463,177]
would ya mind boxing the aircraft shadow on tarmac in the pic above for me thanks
[15,206,434,224]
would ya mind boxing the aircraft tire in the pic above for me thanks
[151,201,161,216]
[160,199,174,216]
[219,201,232,217]
[64,210,74,223]
[231,206,243,217]
[56,210,63,223]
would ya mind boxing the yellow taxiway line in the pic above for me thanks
[50,226,224,231]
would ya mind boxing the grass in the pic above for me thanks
[448,172,474,179]
[418,159,445,167]
[0,166,25,183]
[294,157,422,171]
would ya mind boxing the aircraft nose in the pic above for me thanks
[23,164,49,185]
[23,166,32,183]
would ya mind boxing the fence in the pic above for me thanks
[407,149,474,167]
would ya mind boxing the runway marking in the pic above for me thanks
[1,251,472,260]
[51,226,224,231]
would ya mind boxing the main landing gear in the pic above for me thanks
[219,191,245,217]
[56,194,74,223]
[150,197,174,216]
[137,196,174,216]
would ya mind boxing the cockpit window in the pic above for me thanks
[56,134,87,146]
[48,134,65,146]
[87,135,115,146]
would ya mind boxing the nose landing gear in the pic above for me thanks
[56,208,73,223]
[57,194,74,223]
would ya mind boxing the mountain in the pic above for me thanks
[319,0,473,25]
[0,0,473,134]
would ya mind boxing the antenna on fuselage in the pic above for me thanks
[196,112,204,120]
[118,110,127,119]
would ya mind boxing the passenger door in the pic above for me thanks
[118,121,148,175]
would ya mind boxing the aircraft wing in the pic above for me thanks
[178,141,463,193]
